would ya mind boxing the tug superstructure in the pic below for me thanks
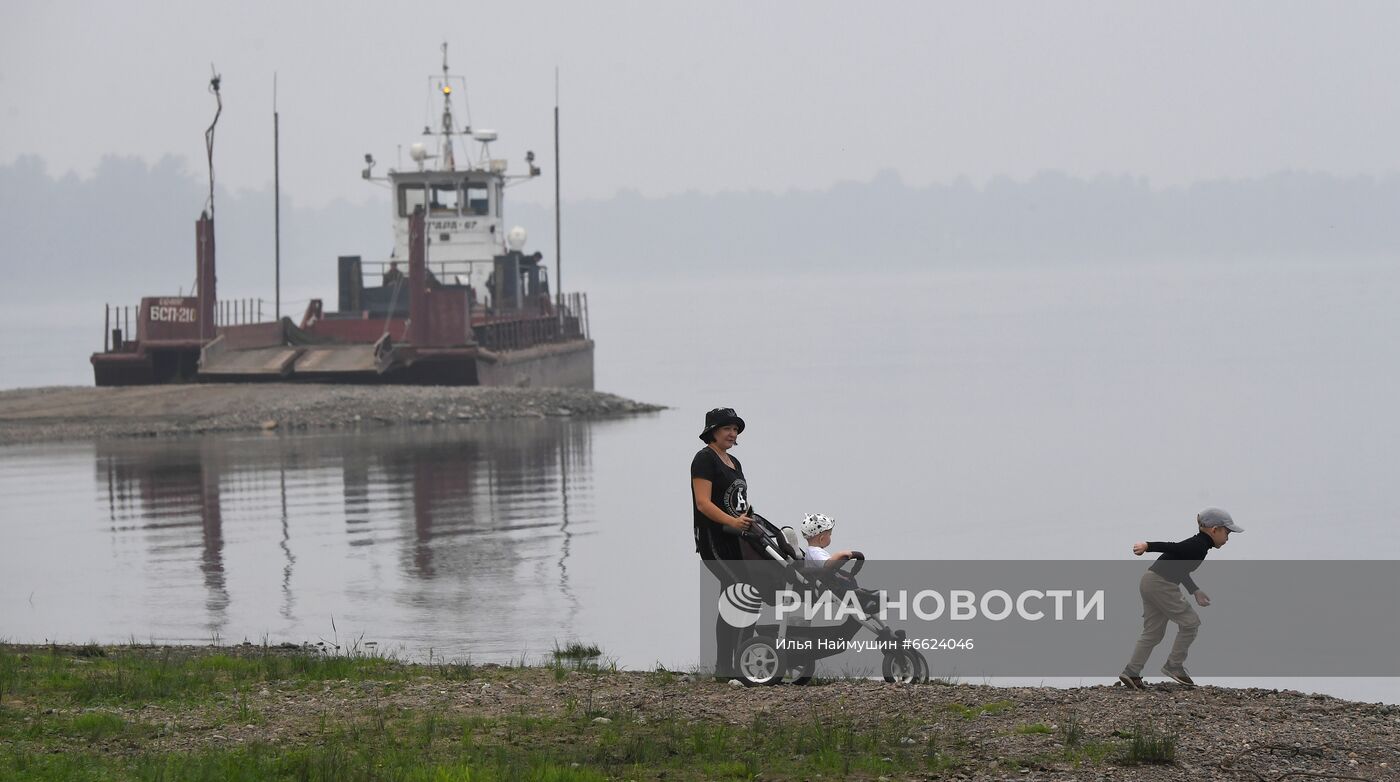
[92,48,593,387]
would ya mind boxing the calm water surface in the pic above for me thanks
[3,260,1398,700]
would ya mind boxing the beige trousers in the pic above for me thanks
[1122,570,1200,676]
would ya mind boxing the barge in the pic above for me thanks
[92,49,593,388]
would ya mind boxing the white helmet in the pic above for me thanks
[800,513,835,538]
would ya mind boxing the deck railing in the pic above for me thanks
[214,298,266,327]
[100,298,272,353]
[100,292,586,354]
[102,303,138,352]
[472,292,590,351]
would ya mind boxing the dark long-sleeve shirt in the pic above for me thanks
[1146,531,1213,594]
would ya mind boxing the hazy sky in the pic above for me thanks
[5,1,1400,207]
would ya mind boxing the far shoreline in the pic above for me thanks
[0,384,666,446]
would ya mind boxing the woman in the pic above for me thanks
[691,407,754,677]
[692,407,753,556]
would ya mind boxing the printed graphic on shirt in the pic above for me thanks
[723,480,748,516]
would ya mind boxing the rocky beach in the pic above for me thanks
[0,384,664,445]
[1,644,1396,781]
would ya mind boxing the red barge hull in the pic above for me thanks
[91,212,593,388]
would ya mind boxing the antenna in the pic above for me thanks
[205,65,222,220]
[554,67,562,310]
[273,72,281,320]
[438,42,456,171]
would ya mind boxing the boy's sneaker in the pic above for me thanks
[1118,674,1146,690]
[1160,666,1196,687]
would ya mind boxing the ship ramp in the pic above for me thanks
[198,319,392,382]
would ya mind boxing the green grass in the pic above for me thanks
[0,643,454,707]
[0,643,1181,780]
[1058,710,1085,747]
[944,698,1014,719]
[1121,724,1178,765]
[1005,718,1170,770]
[69,711,127,739]
[0,643,978,782]
[3,740,617,782]
[551,641,602,661]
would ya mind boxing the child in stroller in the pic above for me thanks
[799,513,856,569]
[722,511,930,686]
[798,512,882,613]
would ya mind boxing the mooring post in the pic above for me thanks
[196,212,217,341]
[408,207,428,345]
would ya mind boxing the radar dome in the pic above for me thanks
[507,226,528,251]
[409,143,427,162]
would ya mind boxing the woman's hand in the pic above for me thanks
[731,513,753,533]
[1132,542,1148,556]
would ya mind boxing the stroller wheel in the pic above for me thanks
[785,659,815,686]
[735,636,784,687]
[882,648,925,684]
[909,649,930,682]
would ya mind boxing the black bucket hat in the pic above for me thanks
[699,407,746,442]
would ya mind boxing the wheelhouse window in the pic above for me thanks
[466,183,489,216]
[429,184,460,214]
[398,185,427,217]
[398,181,492,217]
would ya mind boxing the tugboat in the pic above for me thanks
[92,48,593,388]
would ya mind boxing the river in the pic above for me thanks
[2,260,1397,700]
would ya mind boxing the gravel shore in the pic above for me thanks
[0,384,664,445]
[6,643,1398,781]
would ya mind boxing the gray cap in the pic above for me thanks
[1198,507,1244,533]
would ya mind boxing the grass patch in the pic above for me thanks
[1008,739,1123,771]
[921,730,965,773]
[944,699,1014,720]
[552,641,602,661]
[999,713,1166,770]
[69,711,126,739]
[20,644,1223,780]
[2,642,967,782]
[0,643,463,708]
[1066,740,1118,765]
[423,649,474,682]
[1058,711,1085,747]
[646,664,678,686]
[1120,724,1177,765]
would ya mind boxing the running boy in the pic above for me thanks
[1119,507,1244,690]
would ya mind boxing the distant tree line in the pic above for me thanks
[3,155,1396,308]
[509,168,1399,277]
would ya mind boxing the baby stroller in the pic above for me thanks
[725,512,930,687]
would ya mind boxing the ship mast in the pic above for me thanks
[439,42,456,171]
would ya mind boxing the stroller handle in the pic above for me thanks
[845,550,866,577]
[718,508,762,537]
[721,511,804,562]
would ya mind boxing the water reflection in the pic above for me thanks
[84,420,594,654]
[100,441,231,632]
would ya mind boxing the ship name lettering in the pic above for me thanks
[150,306,196,323]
